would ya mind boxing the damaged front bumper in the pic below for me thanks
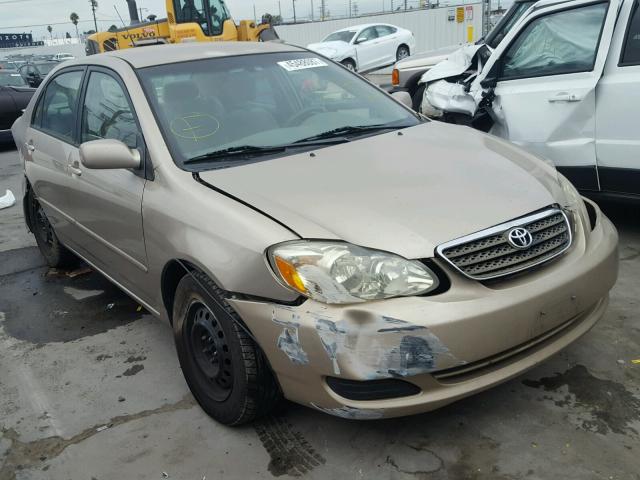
[228,204,618,419]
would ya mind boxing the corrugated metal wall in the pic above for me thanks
[275,4,483,53]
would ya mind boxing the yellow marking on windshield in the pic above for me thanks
[170,113,220,142]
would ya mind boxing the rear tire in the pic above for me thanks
[28,189,76,268]
[396,45,410,61]
[172,271,281,425]
[341,58,356,72]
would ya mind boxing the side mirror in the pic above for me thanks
[80,139,141,170]
[391,91,413,108]
[480,59,502,89]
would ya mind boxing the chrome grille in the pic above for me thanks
[436,208,572,281]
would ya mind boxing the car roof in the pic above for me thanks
[334,23,395,32]
[93,42,305,69]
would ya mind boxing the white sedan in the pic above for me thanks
[307,23,415,72]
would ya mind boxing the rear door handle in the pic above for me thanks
[548,93,581,102]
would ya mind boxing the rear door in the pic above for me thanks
[65,67,149,294]
[24,68,86,246]
[480,0,620,191]
[0,87,17,132]
[595,0,640,196]
[375,25,397,65]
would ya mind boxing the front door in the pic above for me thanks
[595,0,640,196]
[480,0,620,191]
[354,26,380,71]
[65,67,149,297]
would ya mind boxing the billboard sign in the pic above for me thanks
[0,33,44,48]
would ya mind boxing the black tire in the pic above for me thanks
[28,189,76,268]
[341,58,356,72]
[172,271,281,425]
[412,83,426,112]
[396,45,410,61]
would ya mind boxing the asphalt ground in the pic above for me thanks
[1,144,639,480]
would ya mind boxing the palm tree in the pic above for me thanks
[70,12,80,38]
[47,25,53,40]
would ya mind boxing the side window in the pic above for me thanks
[81,71,140,149]
[621,1,640,66]
[375,25,392,37]
[500,3,608,80]
[36,70,84,143]
[356,27,378,43]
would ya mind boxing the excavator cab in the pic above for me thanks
[172,0,230,37]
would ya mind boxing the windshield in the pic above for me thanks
[138,52,420,170]
[323,31,356,43]
[486,1,536,49]
[0,72,27,86]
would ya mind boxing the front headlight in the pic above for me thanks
[558,174,589,234]
[267,241,439,304]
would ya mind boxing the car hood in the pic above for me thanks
[306,41,352,57]
[198,122,565,259]
[395,45,459,70]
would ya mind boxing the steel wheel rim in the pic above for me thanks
[187,302,233,401]
[397,47,409,60]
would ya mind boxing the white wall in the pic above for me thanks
[275,4,483,53]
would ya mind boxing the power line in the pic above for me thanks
[0,19,103,30]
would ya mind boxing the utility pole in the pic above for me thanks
[253,4,257,23]
[90,0,98,32]
[310,0,313,20]
[348,0,351,17]
[404,0,407,10]
[292,0,296,23]
[278,0,282,17]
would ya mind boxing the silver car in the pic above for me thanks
[12,42,618,425]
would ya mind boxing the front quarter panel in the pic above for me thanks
[141,167,302,319]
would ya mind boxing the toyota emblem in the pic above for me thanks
[506,227,533,249]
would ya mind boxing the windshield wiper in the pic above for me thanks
[184,138,351,166]
[293,124,403,143]
[184,145,287,165]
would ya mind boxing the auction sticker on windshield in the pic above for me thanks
[277,58,328,71]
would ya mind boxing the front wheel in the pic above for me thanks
[341,58,356,71]
[396,45,410,61]
[412,83,426,113]
[172,271,281,425]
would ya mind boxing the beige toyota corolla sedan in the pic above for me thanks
[12,42,618,425]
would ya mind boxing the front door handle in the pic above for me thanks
[69,161,82,176]
[548,92,581,103]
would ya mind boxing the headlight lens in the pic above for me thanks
[558,174,589,233]
[267,241,439,304]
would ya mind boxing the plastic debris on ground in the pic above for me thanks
[0,189,15,210]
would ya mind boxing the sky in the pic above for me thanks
[0,0,500,40]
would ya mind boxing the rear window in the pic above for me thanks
[0,72,27,87]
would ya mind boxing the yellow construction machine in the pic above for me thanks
[86,0,278,55]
